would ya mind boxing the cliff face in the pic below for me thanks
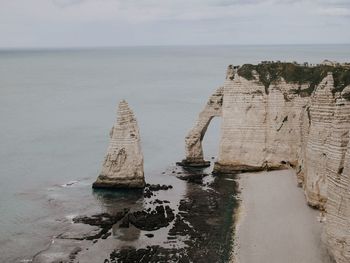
[183,63,350,263]
[324,88,350,263]
[93,100,145,189]
[303,73,336,208]
[216,73,267,172]
[215,72,309,173]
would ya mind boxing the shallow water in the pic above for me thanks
[33,164,238,263]
[0,45,350,262]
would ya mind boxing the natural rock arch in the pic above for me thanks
[178,87,223,167]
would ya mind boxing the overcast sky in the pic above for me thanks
[1,0,349,48]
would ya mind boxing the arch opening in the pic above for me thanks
[178,87,223,167]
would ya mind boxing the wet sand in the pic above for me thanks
[235,170,333,263]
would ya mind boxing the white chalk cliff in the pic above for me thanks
[93,100,145,189]
[324,86,350,263]
[183,64,350,262]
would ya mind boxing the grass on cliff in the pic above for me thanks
[237,62,350,96]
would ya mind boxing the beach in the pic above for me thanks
[234,170,333,263]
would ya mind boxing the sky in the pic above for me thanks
[0,0,349,48]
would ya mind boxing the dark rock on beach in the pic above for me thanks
[108,170,239,263]
[73,210,128,227]
[32,166,238,263]
[109,246,189,263]
[70,209,129,240]
[128,205,175,231]
[151,199,170,205]
[143,183,172,198]
[143,189,153,198]
[145,184,173,191]
[177,173,208,184]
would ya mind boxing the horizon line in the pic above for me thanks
[1,43,350,51]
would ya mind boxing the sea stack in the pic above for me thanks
[93,100,145,189]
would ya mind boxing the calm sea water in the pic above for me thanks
[0,45,349,262]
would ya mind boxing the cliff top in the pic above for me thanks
[236,61,350,96]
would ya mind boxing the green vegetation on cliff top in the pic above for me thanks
[237,62,350,96]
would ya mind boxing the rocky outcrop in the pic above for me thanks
[93,100,145,189]
[182,63,350,262]
[178,86,223,167]
[303,73,335,208]
[214,73,268,172]
[214,70,309,173]
[212,68,345,208]
[324,87,350,263]
[296,102,311,186]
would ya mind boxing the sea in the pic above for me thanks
[0,45,349,262]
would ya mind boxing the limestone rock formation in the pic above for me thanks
[93,100,145,189]
[182,62,350,262]
[295,102,310,186]
[215,73,268,172]
[324,88,350,263]
[214,68,309,173]
[303,73,335,208]
[178,86,223,167]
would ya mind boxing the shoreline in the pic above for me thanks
[32,164,238,263]
[229,190,244,263]
[233,170,333,263]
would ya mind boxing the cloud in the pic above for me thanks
[0,0,349,47]
[45,0,350,22]
[45,0,275,22]
[52,0,86,8]
[316,7,350,16]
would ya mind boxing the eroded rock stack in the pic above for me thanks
[93,100,145,189]
[183,63,350,262]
